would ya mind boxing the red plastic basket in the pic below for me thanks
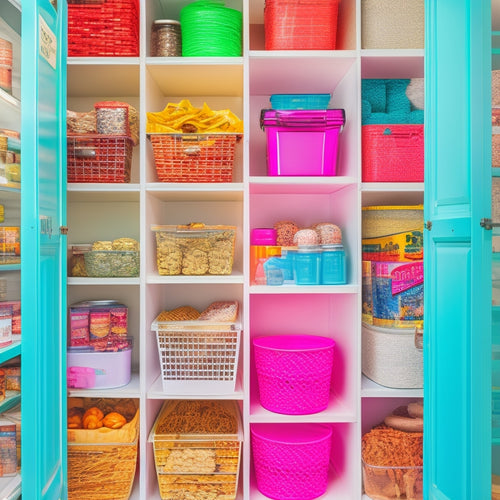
[67,134,134,183]
[67,0,139,57]
[362,124,424,182]
[264,0,340,50]
[149,134,240,183]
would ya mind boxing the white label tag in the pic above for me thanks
[39,15,57,70]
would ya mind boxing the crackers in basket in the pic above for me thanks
[157,301,238,323]
[157,306,201,322]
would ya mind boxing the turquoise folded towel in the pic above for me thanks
[362,79,386,113]
[364,112,409,125]
[408,110,425,124]
[362,99,372,124]
[386,79,411,114]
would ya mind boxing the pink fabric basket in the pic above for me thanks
[261,109,345,176]
[253,334,335,414]
[251,423,332,500]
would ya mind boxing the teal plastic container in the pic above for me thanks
[270,94,331,110]
[294,246,322,285]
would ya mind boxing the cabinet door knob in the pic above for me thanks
[60,226,68,235]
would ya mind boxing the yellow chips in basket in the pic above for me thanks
[146,99,243,134]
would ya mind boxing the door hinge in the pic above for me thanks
[60,226,68,235]
[479,218,500,230]
[424,221,432,230]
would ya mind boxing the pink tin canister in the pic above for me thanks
[261,109,345,176]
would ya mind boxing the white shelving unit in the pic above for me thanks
[66,0,424,498]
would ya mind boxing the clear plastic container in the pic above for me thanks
[250,228,281,285]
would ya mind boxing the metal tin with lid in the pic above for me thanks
[151,20,182,57]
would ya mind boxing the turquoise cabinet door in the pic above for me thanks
[424,1,491,499]
[20,0,67,498]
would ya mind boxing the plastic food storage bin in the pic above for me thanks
[67,338,133,389]
[150,400,242,500]
[152,223,236,276]
[151,314,241,394]
[84,250,139,277]
[253,334,335,414]
[261,109,345,176]
[251,423,332,500]
[362,461,423,499]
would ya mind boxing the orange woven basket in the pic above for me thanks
[149,134,240,183]
[264,0,340,50]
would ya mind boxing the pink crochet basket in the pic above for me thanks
[251,423,332,500]
[253,334,335,415]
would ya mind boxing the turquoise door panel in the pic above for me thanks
[20,0,67,498]
[425,1,491,499]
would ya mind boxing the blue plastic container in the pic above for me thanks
[294,246,322,285]
[321,244,346,284]
[270,93,331,110]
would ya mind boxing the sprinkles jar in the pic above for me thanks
[151,20,182,57]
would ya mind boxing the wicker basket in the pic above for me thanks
[362,324,423,389]
[151,315,241,394]
[149,134,240,183]
[251,423,332,500]
[362,124,424,182]
[264,0,340,50]
[67,135,134,183]
[362,205,424,239]
[361,0,424,49]
[67,0,139,57]
[150,400,242,500]
[67,399,139,500]
[253,335,335,415]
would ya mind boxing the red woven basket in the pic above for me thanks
[67,134,134,183]
[264,0,340,50]
[149,134,240,183]
[362,124,424,182]
[67,0,139,57]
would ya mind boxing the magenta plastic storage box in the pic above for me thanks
[251,423,332,500]
[67,338,133,389]
[261,109,345,176]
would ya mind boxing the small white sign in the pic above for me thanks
[39,15,57,70]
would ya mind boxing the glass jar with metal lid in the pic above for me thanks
[151,20,182,57]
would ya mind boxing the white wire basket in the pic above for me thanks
[152,316,241,395]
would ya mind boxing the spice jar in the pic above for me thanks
[151,20,182,57]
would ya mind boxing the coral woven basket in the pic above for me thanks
[253,334,335,415]
[264,0,340,50]
[67,0,140,57]
[149,134,240,183]
[251,423,332,500]
[362,124,424,182]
